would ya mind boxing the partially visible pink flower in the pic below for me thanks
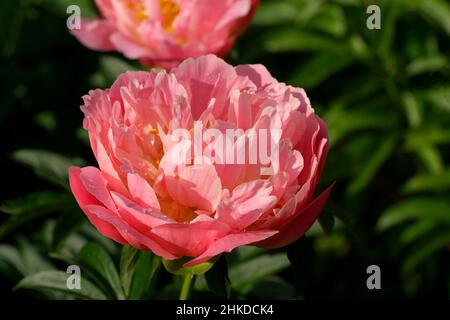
[71,0,259,68]
[69,55,331,267]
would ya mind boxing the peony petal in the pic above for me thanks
[110,33,150,59]
[216,0,252,29]
[71,19,115,51]
[95,0,115,20]
[174,55,239,118]
[184,230,278,267]
[78,166,116,211]
[161,154,223,213]
[255,183,334,249]
[110,191,172,229]
[235,64,274,88]
[86,204,178,259]
[152,220,230,257]
[127,173,160,210]
[69,167,127,245]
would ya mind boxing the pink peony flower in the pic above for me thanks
[69,55,331,267]
[71,0,259,68]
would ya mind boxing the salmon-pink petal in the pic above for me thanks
[81,205,128,245]
[174,55,238,118]
[78,166,116,211]
[69,167,127,244]
[217,179,277,229]
[71,19,115,51]
[216,200,266,231]
[69,167,100,207]
[95,0,115,20]
[255,184,334,249]
[127,173,160,210]
[235,64,274,88]
[152,220,230,257]
[110,191,172,229]
[163,160,223,213]
[216,0,252,29]
[110,33,150,59]
[184,230,278,267]
[86,204,177,259]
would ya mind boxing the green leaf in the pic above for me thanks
[288,53,353,89]
[377,0,402,57]
[15,271,107,300]
[253,0,324,27]
[416,145,444,174]
[11,149,84,189]
[326,105,399,145]
[128,253,160,300]
[79,224,118,254]
[228,253,291,294]
[307,4,347,37]
[0,192,72,240]
[204,255,230,298]
[48,252,79,267]
[347,136,398,195]
[377,198,450,231]
[18,237,55,275]
[405,127,450,150]
[399,220,438,245]
[401,92,422,128]
[119,246,140,298]
[248,276,296,299]
[52,206,86,250]
[403,231,450,274]
[233,246,265,262]
[417,0,450,36]
[0,244,27,275]
[406,54,448,76]
[402,169,450,194]
[425,86,450,112]
[261,27,344,54]
[0,191,69,215]
[79,243,125,300]
[253,1,301,26]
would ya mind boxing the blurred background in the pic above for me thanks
[0,0,449,299]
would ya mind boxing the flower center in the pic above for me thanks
[159,0,180,32]
[124,0,180,32]
[159,199,197,222]
[124,2,147,21]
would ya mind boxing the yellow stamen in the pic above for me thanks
[124,1,180,33]
[148,128,159,136]
[124,2,148,21]
[159,0,180,32]
[160,200,197,222]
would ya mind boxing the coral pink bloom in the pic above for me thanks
[69,55,331,267]
[71,0,259,68]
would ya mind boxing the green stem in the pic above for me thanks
[179,274,196,300]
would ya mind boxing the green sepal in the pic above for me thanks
[162,256,218,276]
